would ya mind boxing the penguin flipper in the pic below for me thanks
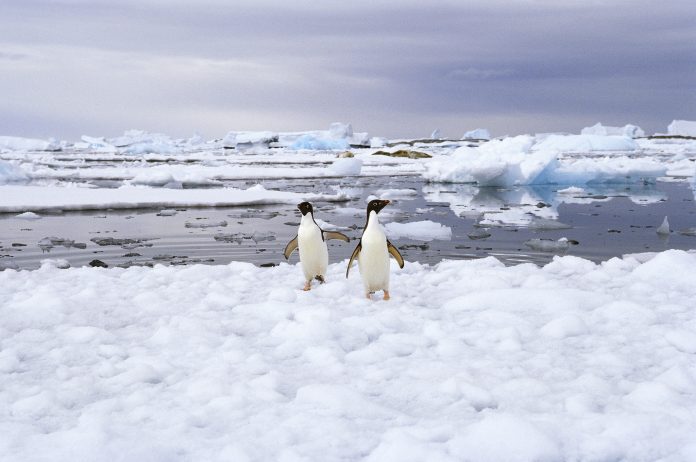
[283,235,299,260]
[346,242,362,278]
[323,231,350,242]
[387,239,404,269]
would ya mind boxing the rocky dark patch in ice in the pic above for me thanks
[89,259,108,267]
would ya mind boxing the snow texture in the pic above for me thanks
[2,251,696,461]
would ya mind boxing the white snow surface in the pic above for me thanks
[384,220,452,241]
[0,185,348,213]
[2,251,696,461]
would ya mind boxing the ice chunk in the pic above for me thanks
[0,160,29,185]
[533,134,638,152]
[430,128,442,139]
[15,211,41,220]
[462,128,491,140]
[524,237,578,252]
[667,120,696,137]
[384,220,452,241]
[329,122,353,139]
[370,137,388,148]
[0,136,60,151]
[327,158,362,176]
[184,220,228,228]
[656,216,670,236]
[290,135,350,150]
[581,123,645,138]
[528,218,572,230]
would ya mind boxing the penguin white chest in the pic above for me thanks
[358,214,390,292]
[297,216,328,280]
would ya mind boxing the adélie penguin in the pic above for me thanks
[284,202,350,291]
[346,199,404,300]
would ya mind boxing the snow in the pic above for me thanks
[462,128,491,140]
[0,136,60,152]
[384,220,452,241]
[2,250,696,460]
[0,184,348,213]
[581,123,645,138]
[668,120,696,137]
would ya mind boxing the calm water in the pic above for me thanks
[1,177,695,270]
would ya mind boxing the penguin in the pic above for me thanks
[284,201,350,291]
[345,199,404,300]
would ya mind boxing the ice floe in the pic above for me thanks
[581,123,645,138]
[384,220,452,241]
[2,251,696,460]
[0,184,348,213]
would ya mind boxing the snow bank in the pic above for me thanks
[0,160,29,185]
[2,251,696,460]
[581,123,645,138]
[0,136,60,152]
[668,120,696,137]
[384,220,452,240]
[0,184,348,213]
[462,128,491,140]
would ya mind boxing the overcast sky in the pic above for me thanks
[1,0,695,140]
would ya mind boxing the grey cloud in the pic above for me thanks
[1,0,694,139]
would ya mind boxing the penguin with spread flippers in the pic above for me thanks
[346,199,404,300]
[284,202,350,291]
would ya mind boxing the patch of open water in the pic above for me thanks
[1,177,695,270]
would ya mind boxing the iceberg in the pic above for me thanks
[533,134,638,152]
[0,136,60,152]
[581,123,645,138]
[667,120,696,137]
[462,128,491,140]
[290,135,350,151]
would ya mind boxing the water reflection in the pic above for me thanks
[422,183,667,227]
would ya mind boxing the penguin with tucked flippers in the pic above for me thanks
[346,199,404,300]
[284,202,350,291]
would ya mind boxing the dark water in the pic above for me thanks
[1,177,695,270]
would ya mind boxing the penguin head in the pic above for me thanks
[367,199,390,215]
[297,202,313,216]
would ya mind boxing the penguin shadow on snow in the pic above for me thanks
[283,202,350,291]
